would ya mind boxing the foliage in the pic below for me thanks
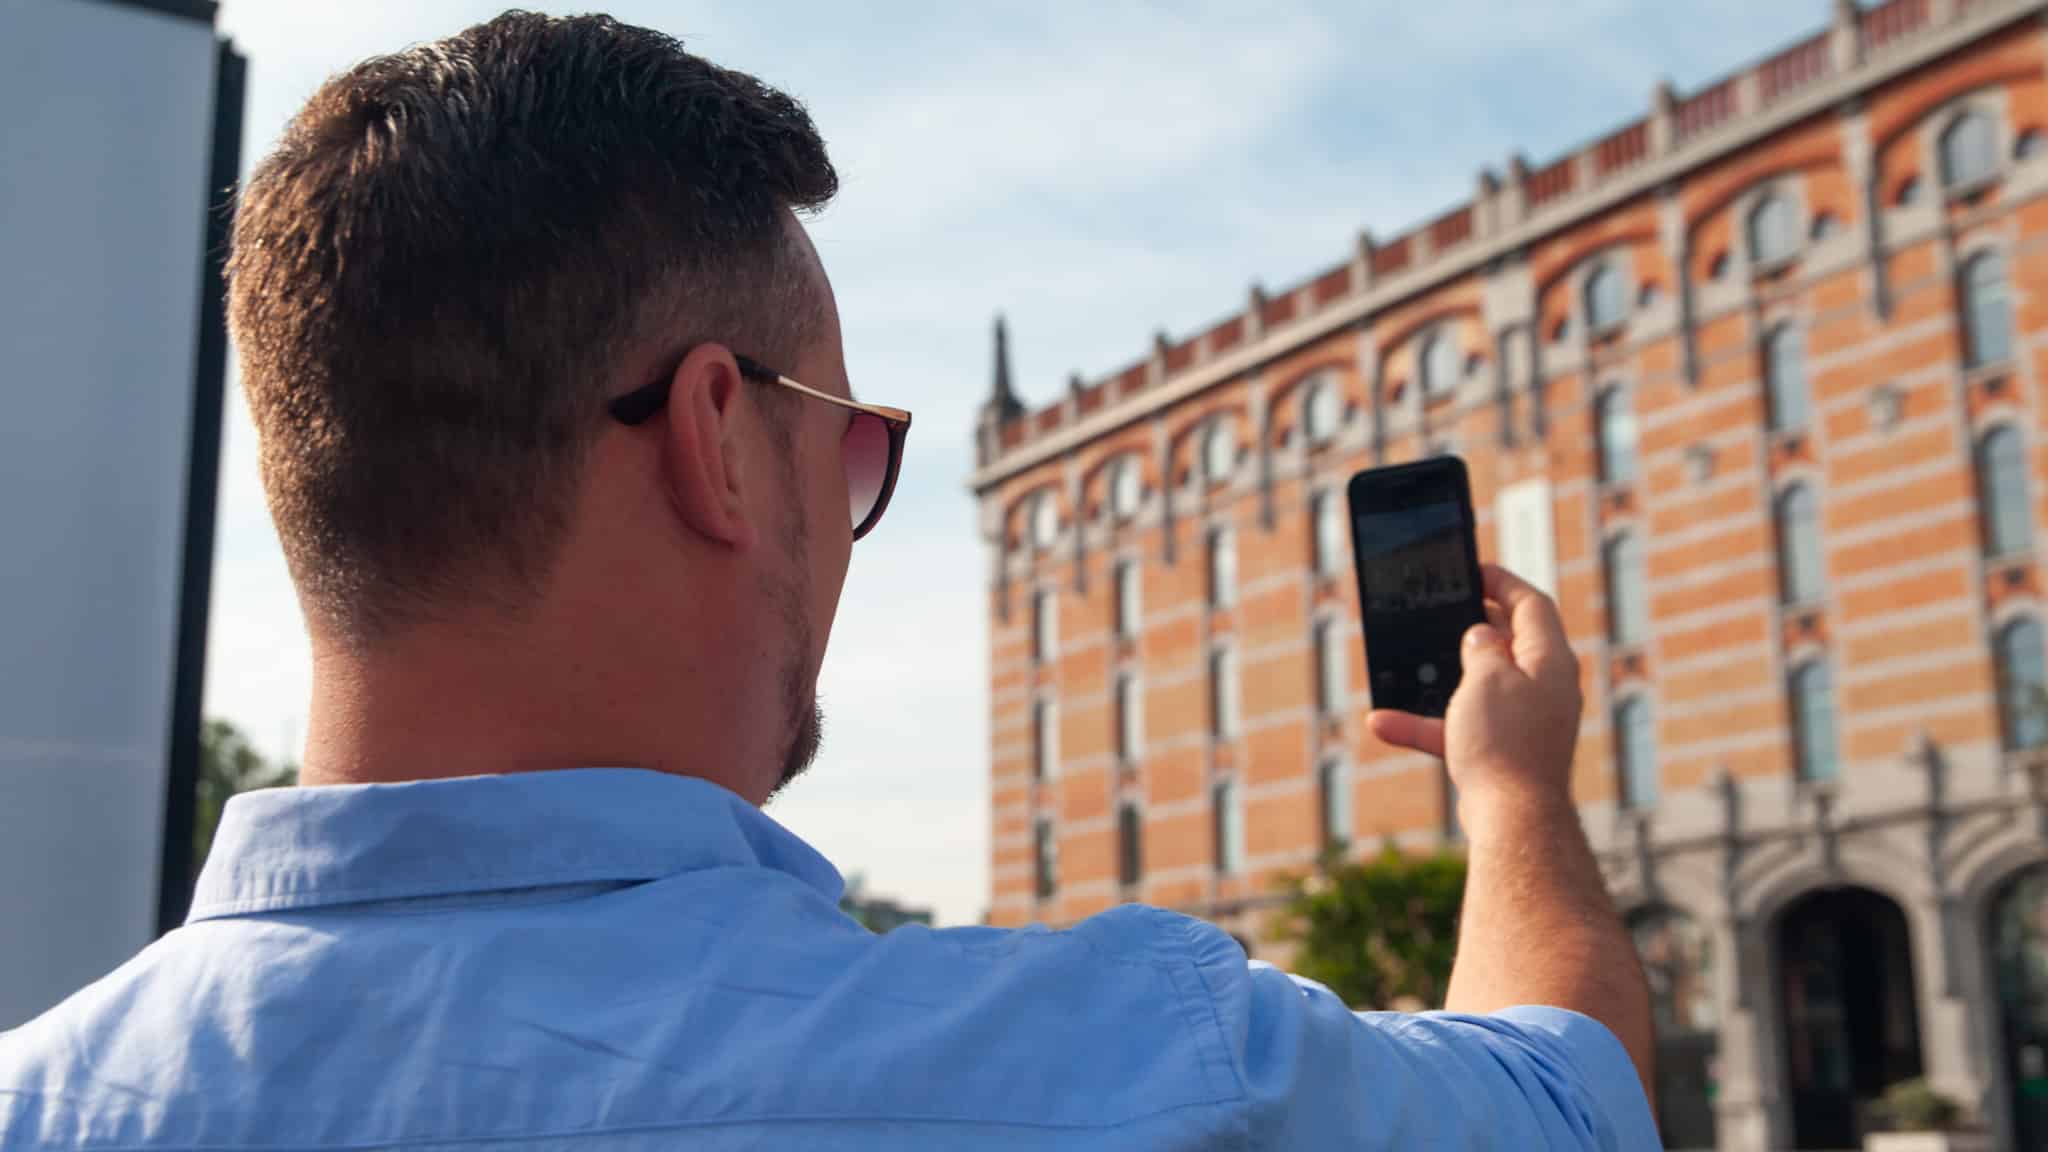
[1270,842,1466,1010]
[194,718,296,874]
[1867,1079,1963,1132]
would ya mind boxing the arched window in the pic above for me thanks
[1318,758,1351,851]
[1585,261,1625,332]
[1997,618,2048,751]
[1314,617,1346,717]
[1790,661,1838,782]
[1978,425,2034,559]
[1303,375,1342,446]
[1776,483,1825,605]
[1033,697,1058,781]
[1108,454,1142,521]
[1603,532,1648,648]
[1311,488,1345,577]
[1114,559,1141,639]
[1764,324,1809,433]
[1962,250,2014,369]
[1117,802,1142,888]
[1213,779,1244,874]
[1207,527,1237,609]
[2017,128,2044,161]
[1615,696,1659,810]
[1115,672,1143,764]
[1034,816,1057,898]
[1941,110,1997,189]
[1595,386,1637,486]
[1030,491,1059,550]
[1896,175,1922,206]
[1810,211,1840,241]
[1748,193,1797,265]
[1201,417,1236,483]
[1419,329,1461,398]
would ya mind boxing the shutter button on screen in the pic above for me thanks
[1417,662,1439,685]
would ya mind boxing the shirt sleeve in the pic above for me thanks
[1187,924,1660,1150]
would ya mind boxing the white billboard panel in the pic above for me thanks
[0,0,237,1028]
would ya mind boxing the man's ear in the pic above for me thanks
[658,345,757,551]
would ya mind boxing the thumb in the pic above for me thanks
[1461,622,1516,678]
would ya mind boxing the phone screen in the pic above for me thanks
[1348,458,1485,717]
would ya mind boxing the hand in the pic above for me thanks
[1367,564,1583,826]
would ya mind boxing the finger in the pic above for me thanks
[1479,564,1573,677]
[1368,710,1446,759]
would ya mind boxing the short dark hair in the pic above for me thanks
[228,10,837,641]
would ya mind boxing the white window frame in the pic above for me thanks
[1962,249,2014,370]
[1303,375,1342,447]
[1977,423,2034,560]
[1202,417,1236,485]
[1210,646,1239,739]
[1114,559,1141,639]
[1939,107,1999,191]
[1418,328,1461,398]
[1214,778,1244,875]
[1032,587,1057,664]
[1319,758,1352,849]
[1034,697,1059,781]
[1595,384,1637,487]
[1314,617,1346,718]
[1116,672,1143,764]
[1030,491,1059,551]
[1603,531,1648,648]
[1614,695,1658,810]
[1108,454,1142,522]
[1312,488,1346,578]
[1776,482,1826,606]
[1764,323,1809,434]
[1208,526,1237,609]
[1584,260,1626,333]
[1746,192,1798,267]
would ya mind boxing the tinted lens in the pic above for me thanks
[843,410,890,532]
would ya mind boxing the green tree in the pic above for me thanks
[194,718,296,874]
[1270,844,1467,1010]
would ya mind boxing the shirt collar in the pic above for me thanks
[187,768,844,923]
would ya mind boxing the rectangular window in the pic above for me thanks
[1792,664,1839,782]
[1116,673,1143,764]
[1615,697,1659,810]
[1114,560,1141,639]
[1213,779,1243,875]
[1117,802,1142,888]
[1315,618,1345,717]
[1208,527,1236,609]
[1312,490,1345,578]
[1034,817,1057,899]
[1318,759,1351,851]
[1604,533,1648,648]
[1032,588,1057,664]
[1210,647,1239,739]
[1034,698,1058,780]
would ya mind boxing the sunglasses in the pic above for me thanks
[609,350,912,541]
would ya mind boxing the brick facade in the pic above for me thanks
[974,4,2048,1149]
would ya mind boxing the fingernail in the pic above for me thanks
[1465,624,1502,650]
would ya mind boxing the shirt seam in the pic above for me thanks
[185,862,696,920]
[1170,915,1255,1151]
[9,1096,1244,1151]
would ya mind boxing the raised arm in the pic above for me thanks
[1367,564,1655,1101]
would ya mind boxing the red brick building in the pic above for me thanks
[973,3,2048,1148]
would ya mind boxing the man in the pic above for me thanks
[0,13,1658,1149]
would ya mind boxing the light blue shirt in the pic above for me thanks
[0,769,1658,1149]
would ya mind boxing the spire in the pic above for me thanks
[985,312,1023,423]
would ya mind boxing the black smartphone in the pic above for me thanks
[1346,457,1487,718]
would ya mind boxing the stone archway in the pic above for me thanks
[1628,905,1719,1151]
[1776,886,1924,1150]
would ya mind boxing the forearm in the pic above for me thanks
[1444,794,1655,1100]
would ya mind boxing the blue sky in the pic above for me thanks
[205,1,1824,924]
